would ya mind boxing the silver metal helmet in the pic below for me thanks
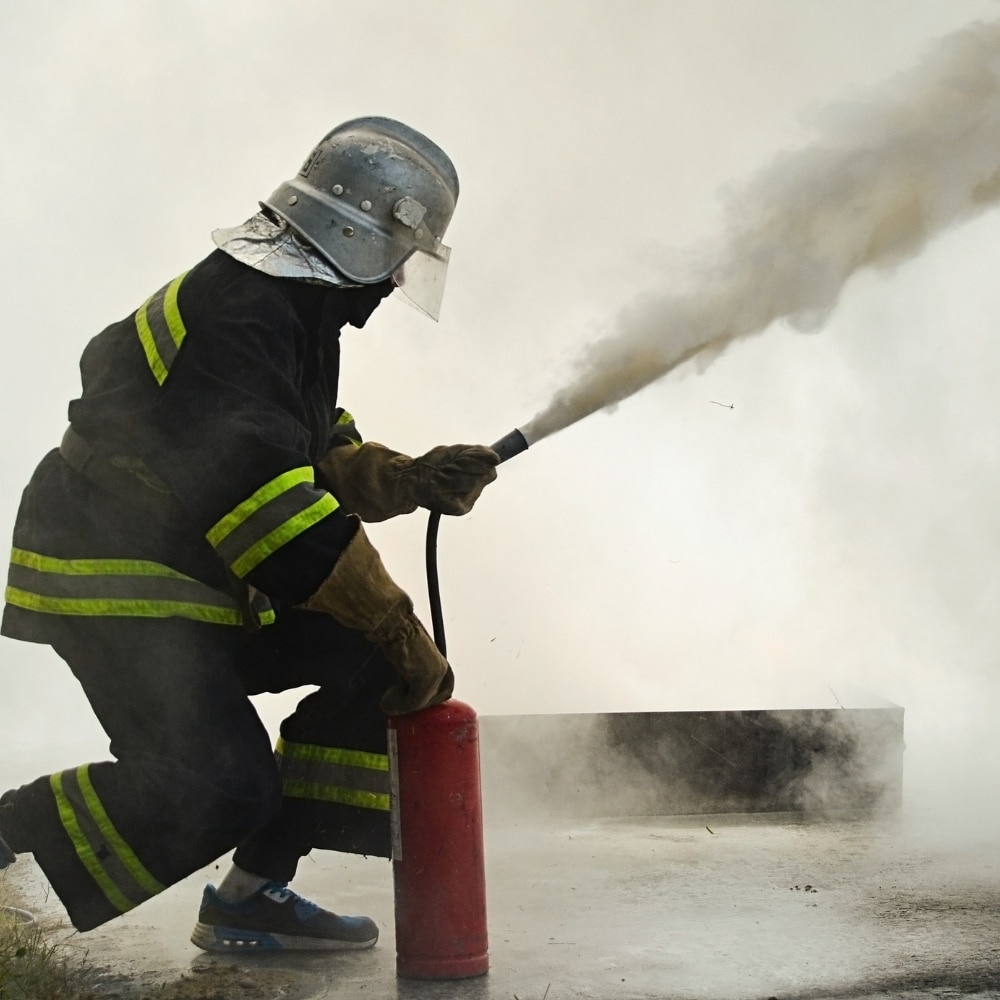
[262,117,459,320]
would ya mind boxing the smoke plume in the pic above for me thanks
[521,19,1000,443]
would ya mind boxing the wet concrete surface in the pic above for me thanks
[5,807,1000,1000]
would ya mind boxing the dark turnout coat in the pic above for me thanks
[4,249,361,641]
[1,251,395,931]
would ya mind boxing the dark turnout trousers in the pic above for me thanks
[3,610,394,931]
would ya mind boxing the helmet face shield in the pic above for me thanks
[392,243,451,321]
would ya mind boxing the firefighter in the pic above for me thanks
[0,117,498,951]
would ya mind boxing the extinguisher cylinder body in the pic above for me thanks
[388,699,489,980]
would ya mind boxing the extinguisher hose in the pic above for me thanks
[426,509,447,656]
[425,429,529,655]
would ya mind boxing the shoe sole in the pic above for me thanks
[191,921,378,953]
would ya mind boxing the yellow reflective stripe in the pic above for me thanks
[134,272,189,385]
[4,587,269,625]
[76,766,165,897]
[161,273,188,351]
[6,547,277,626]
[206,468,339,578]
[281,779,390,812]
[334,409,362,448]
[276,737,388,772]
[50,771,133,915]
[206,468,316,547]
[11,548,190,578]
[135,301,169,386]
[275,739,390,808]
[230,494,337,578]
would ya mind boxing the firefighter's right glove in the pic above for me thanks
[398,444,499,516]
[298,517,454,715]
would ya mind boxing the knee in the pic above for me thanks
[171,740,281,841]
[189,738,283,835]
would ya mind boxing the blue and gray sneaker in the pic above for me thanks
[190,882,379,953]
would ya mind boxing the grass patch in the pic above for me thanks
[0,907,99,999]
[0,875,114,1000]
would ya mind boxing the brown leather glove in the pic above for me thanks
[399,444,499,515]
[317,443,418,522]
[298,518,454,715]
[318,442,499,521]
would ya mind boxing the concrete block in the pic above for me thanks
[479,706,904,819]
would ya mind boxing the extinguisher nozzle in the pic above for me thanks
[490,428,529,464]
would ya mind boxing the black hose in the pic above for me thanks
[425,430,529,655]
[426,509,447,656]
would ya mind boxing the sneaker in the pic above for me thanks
[190,882,379,953]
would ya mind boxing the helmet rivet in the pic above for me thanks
[287,195,298,205]
[331,184,344,196]
[360,199,372,212]
[342,226,355,237]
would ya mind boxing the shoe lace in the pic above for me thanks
[263,882,321,918]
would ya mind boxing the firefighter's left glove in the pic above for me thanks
[317,442,499,521]
[399,444,500,516]
[298,517,454,715]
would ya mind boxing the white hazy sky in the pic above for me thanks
[2,1,1000,827]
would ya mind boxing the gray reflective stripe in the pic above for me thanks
[50,766,165,914]
[5,547,275,626]
[278,751,391,797]
[135,272,188,385]
[206,469,338,578]
[276,738,390,811]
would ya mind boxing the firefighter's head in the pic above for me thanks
[262,117,459,322]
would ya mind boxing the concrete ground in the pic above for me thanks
[5,807,1000,1000]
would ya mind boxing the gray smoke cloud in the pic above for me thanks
[521,19,1000,444]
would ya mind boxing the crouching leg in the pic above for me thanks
[3,618,282,932]
[188,611,394,952]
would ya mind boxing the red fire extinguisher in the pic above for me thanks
[389,438,529,980]
[388,699,489,980]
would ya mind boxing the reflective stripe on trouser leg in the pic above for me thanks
[50,765,166,916]
[275,737,390,812]
[232,737,392,876]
